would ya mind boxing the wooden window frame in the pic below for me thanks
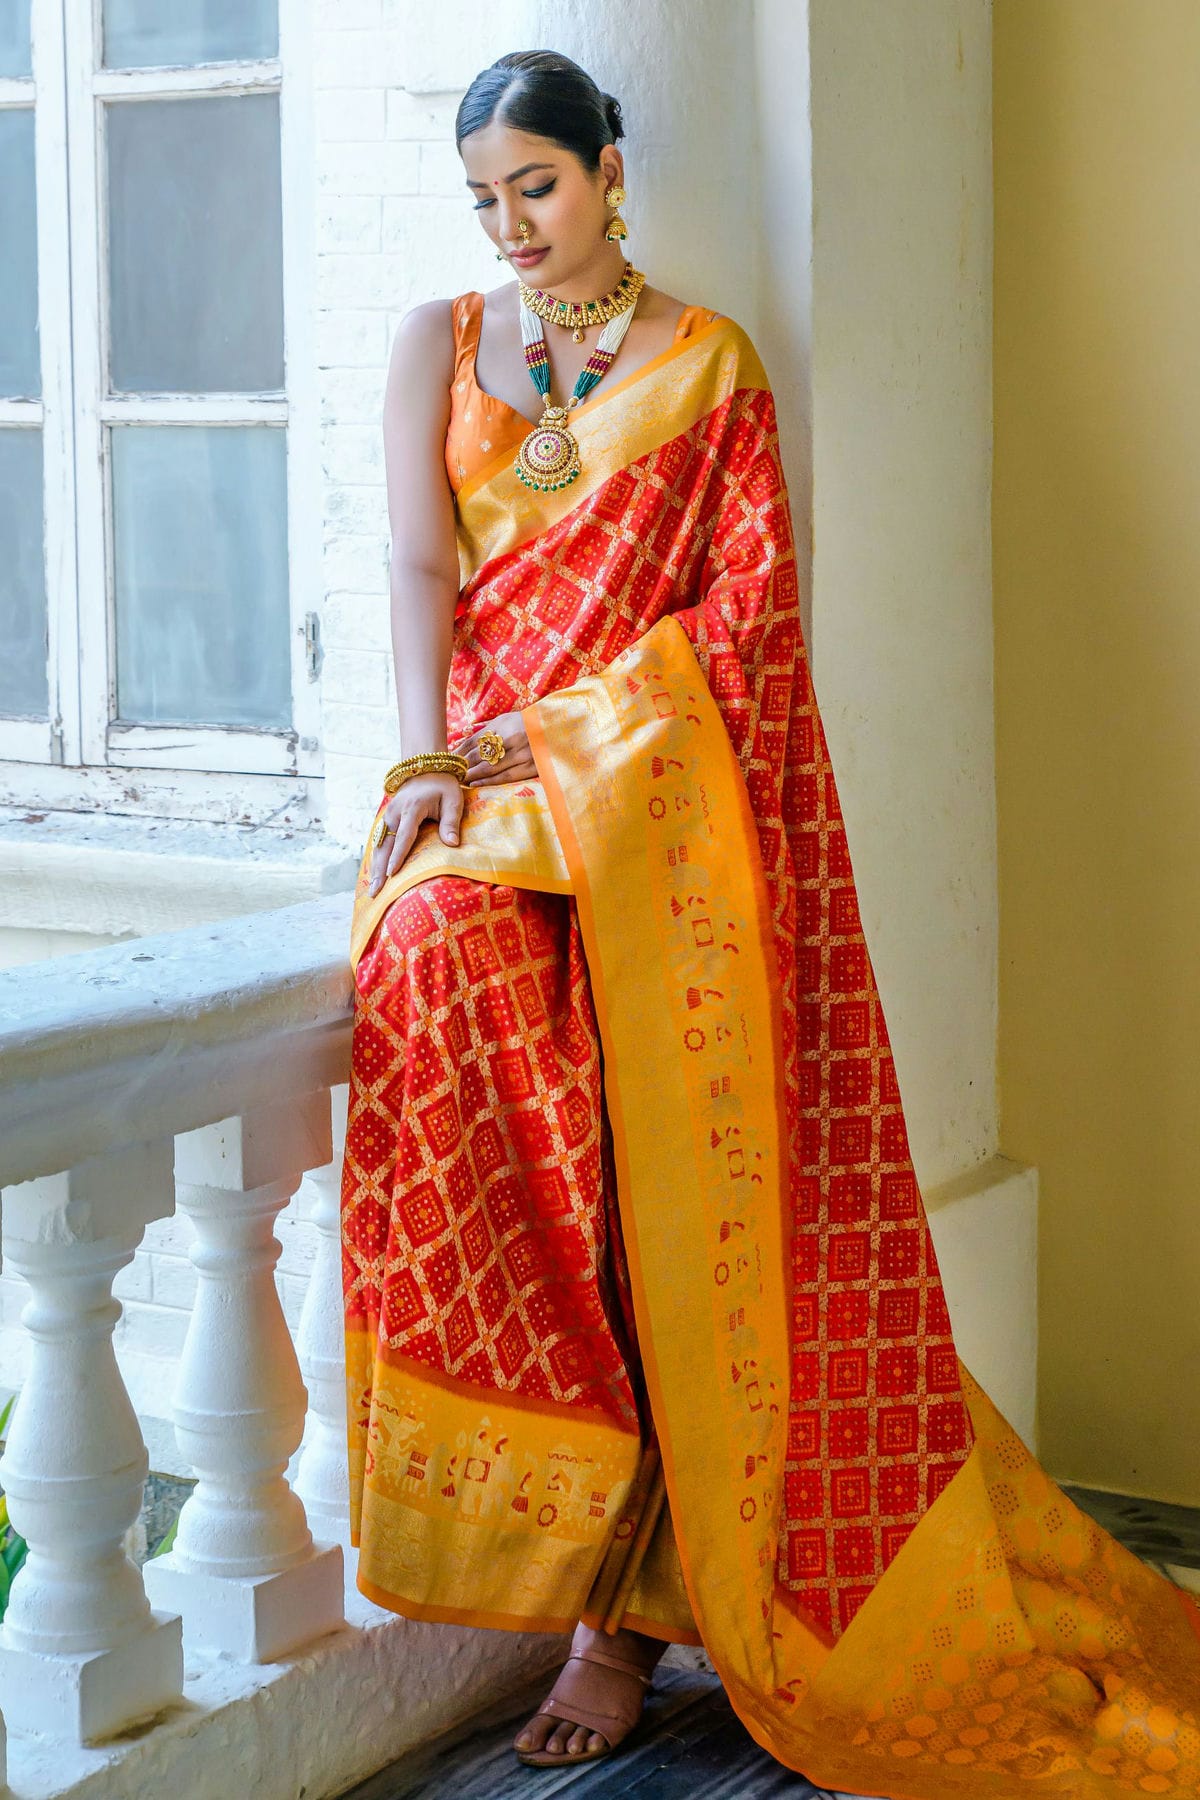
[0,0,323,825]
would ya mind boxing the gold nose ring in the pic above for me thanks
[517,219,531,240]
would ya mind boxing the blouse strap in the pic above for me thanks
[451,292,484,380]
[674,303,723,342]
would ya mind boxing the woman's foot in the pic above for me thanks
[513,1621,665,1764]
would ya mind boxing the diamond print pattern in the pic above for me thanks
[344,879,639,1426]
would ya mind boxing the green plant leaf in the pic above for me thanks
[149,1515,179,1560]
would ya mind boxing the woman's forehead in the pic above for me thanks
[459,123,566,183]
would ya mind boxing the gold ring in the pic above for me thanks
[478,731,506,767]
[371,817,395,850]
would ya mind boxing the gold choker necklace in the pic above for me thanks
[517,263,645,343]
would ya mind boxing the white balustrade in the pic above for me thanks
[143,1097,345,1662]
[294,1086,351,1544]
[0,895,558,1794]
[0,895,354,1749]
[0,1142,183,1743]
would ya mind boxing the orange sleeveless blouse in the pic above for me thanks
[444,291,721,496]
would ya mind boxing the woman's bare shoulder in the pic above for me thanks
[383,300,461,436]
[390,296,457,361]
[636,282,691,329]
[480,279,521,324]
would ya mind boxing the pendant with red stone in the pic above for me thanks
[515,405,582,492]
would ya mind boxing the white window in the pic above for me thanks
[0,0,321,822]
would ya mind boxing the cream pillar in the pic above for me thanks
[804,0,997,1187]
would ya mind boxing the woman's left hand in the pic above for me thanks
[455,713,538,786]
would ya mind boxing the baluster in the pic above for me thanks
[0,1143,183,1742]
[294,1085,350,1543]
[144,1096,344,1662]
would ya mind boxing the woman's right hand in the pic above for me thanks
[367,772,464,897]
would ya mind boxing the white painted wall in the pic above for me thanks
[754,0,815,644]
[805,0,998,1190]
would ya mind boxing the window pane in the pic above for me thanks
[0,430,48,718]
[112,425,290,729]
[0,1,32,78]
[103,0,277,69]
[0,109,39,398]
[107,96,283,394]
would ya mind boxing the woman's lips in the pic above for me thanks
[510,246,549,268]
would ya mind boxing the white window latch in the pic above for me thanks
[303,611,323,681]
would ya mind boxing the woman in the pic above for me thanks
[341,49,1200,1793]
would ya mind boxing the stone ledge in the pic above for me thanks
[0,893,355,1186]
[0,808,359,941]
[3,1576,565,1800]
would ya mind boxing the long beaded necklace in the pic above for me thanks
[514,273,643,493]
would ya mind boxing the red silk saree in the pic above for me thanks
[342,305,1200,1796]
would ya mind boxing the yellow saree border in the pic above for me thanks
[347,1326,642,1635]
[366,1332,637,1436]
[524,614,819,1716]
[349,778,570,975]
[455,316,769,583]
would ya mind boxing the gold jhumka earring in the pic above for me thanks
[604,183,628,242]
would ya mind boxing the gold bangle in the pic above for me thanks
[382,751,469,795]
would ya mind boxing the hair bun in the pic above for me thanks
[603,92,625,142]
[457,54,627,168]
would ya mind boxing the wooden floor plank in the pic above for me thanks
[343,1659,872,1799]
[353,1666,729,1800]
[340,1487,1198,1799]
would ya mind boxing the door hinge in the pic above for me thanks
[303,611,323,681]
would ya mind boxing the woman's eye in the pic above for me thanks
[521,182,555,198]
[472,197,496,211]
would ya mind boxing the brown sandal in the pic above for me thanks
[513,1639,654,1767]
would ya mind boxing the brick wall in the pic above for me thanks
[312,0,503,850]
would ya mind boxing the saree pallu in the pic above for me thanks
[342,314,1200,1796]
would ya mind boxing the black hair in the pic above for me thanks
[455,50,624,170]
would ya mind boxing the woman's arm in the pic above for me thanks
[368,300,464,896]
